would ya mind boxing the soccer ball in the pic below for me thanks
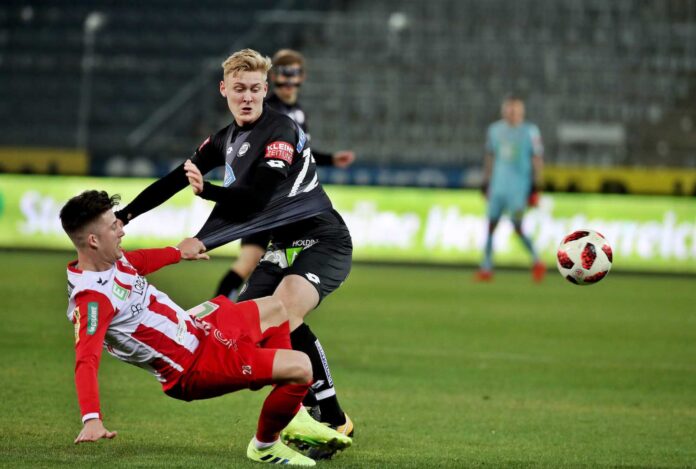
[556,230,613,285]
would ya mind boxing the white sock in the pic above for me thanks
[253,436,278,450]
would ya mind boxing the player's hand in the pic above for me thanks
[184,159,204,195]
[177,237,209,260]
[332,150,355,168]
[74,419,117,444]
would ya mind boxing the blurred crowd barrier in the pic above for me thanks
[2,174,694,273]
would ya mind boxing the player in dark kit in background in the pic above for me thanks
[115,49,354,456]
[217,49,355,301]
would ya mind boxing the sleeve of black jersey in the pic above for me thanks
[197,167,284,219]
[116,133,225,224]
[196,121,297,220]
[312,149,333,166]
[257,120,298,178]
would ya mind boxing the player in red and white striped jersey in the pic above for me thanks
[60,190,351,466]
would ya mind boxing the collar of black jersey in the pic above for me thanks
[233,103,272,131]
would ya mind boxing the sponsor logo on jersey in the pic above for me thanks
[87,302,98,335]
[213,329,238,350]
[291,239,318,248]
[175,318,187,344]
[112,279,130,301]
[266,160,285,169]
[238,142,250,157]
[226,146,233,155]
[285,247,303,267]
[297,128,307,153]
[261,249,289,268]
[305,272,321,284]
[73,306,81,343]
[224,162,236,187]
[132,276,146,296]
[187,301,220,319]
[264,141,294,164]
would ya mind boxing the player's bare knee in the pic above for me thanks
[255,296,288,328]
[279,351,312,384]
[295,352,313,384]
[286,307,305,324]
[269,297,288,323]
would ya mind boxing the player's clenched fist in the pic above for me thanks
[177,237,209,260]
[184,159,204,195]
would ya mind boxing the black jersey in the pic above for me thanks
[117,104,333,250]
[193,105,333,249]
[265,92,332,164]
[265,92,308,133]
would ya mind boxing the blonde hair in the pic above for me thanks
[221,48,272,78]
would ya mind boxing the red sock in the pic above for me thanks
[256,382,309,443]
[259,321,291,350]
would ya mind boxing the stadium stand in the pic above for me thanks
[297,0,696,168]
[0,0,330,163]
[1,0,695,181]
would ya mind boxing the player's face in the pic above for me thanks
[271,64,304,105]
[502,100,525,126]
[220,71,268,126]
[91,210,125,262]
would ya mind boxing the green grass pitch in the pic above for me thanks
[1,250,694,468]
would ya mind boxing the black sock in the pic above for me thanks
[290,324,346,426]
[216,270,244,297]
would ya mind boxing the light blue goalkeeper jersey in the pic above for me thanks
[485,120,543,198]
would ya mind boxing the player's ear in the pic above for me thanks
[86,232,99,250]
[263,81,268,98]
[219,80,227,98]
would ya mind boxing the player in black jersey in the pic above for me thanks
[115,49,354,455]
[217,49,355,302]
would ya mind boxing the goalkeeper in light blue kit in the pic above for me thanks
[477,95,546,282]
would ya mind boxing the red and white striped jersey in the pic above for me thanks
[66,248,205,423]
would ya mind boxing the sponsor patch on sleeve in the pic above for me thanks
[73,306,81,343]
[87,302,99,335]
[297,128,307,152]
[264,141,294,165]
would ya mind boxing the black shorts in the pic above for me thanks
[238,210,352,303]
[240,231,272,249]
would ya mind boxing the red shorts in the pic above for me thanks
[165,296,277,401]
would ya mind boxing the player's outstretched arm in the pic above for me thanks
[183,159,284,219]
[116,163,191,225]
[117,147,222,225]
[74,418,117,444]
